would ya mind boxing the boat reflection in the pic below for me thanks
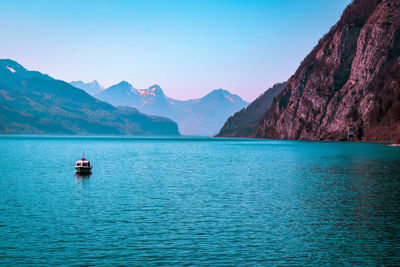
[75,173,92,179]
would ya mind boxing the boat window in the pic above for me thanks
[82,162,87,166]
[88,162,90,167]
[77,163,81,166]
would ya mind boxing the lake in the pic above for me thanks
[0,136,399,265]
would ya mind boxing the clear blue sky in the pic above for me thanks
[0,0,351,101]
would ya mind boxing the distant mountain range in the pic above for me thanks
[70,80,104,96]
[72,81,249,136]
[0,59,180,135]
[217,82,287,137]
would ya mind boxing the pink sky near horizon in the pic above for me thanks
[0,0,351,102]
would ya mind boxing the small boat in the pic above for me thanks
[75,153,92,174]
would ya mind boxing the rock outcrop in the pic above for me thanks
[216,82,286,137]
[256,0,400,142]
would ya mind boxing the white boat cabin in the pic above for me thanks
[75,159,91,167]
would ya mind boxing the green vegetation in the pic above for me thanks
[0,59,180,135]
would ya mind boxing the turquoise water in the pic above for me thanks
[0,136,400,265]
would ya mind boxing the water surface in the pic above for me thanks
[0,136,399,265]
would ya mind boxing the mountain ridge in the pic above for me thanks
[95,81,248,136]
[0,59,180,136]
[217,82,287,137]
[70,80,105,96]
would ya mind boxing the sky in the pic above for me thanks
[0,0,351,102]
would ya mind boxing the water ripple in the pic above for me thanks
[0,136,399,265]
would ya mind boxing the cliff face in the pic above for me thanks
[257,0,400,142]
[216,82,286,137]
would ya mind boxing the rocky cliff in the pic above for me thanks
[256,0,400,142]
[216,82,286,137]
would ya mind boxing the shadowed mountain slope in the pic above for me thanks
[217,82,287,137]
[0,59,180,135]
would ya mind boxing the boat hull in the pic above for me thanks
[75,167,92,174]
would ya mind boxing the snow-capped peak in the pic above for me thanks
[137,85,164,97]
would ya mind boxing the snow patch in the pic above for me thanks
[225,95,235,102]
[138,88,156,96]
[6,66,16,73]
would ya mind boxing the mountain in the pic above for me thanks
[96,81,141,107]
[96,83,172,117]
[96,83,248,136]
[70,80,104,96]
[252,0,400,142]
[136,85,173,117]
[169,89,249,136]
[0,59,180,135]
[217,82,287,137]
